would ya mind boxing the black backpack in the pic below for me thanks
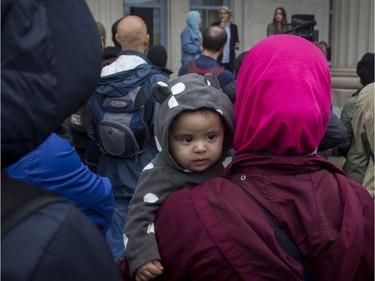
[89,68,160,160]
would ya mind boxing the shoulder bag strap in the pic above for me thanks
[190,184,263,280]
[228,178,318,281]
[1,173,65,237]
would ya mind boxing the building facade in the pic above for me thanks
[86,0,374,113]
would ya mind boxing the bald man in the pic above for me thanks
[87,15,169,262]
[179,25,236,103]
[116,16,148,51]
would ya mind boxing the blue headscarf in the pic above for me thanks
[186,11,201,37]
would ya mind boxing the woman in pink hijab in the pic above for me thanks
[149,35,374,281]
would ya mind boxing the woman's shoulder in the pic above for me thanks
[266,23,275,30]
[182,26,192,32]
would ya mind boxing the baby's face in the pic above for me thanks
[168,110,224,172]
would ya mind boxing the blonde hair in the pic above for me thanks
[218,6,231,17]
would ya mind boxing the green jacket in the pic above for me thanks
[339,89,368,184]
[352,83,374,197]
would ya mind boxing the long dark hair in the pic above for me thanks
[272,7,287,29]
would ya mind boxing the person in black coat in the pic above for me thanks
[1,1,122,280]
[147,45,174,78]
[212,6,240,73]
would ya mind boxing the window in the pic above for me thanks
[190,0,230,30]
[123,0,166,46]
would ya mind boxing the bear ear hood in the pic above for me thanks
[1,0,102,168]
[152,81,171,103]
[203,73,222,89]
[152,73,222,103]
[153,73,235,169]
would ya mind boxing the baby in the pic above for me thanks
[124,73,235,280]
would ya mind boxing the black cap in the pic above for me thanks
[357,53,374,86]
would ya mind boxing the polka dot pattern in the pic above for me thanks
[155,136,162,152]
[171,82,185,95]
[216,109,224,116]
[222,156,233,168]
[144,193,159,203]
[143,163,154,171]
[168,95,179,108]
[123,234,128,249]
[156,81,168,87]
[147,223,155,234]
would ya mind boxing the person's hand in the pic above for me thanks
[135,260,163,281]
[219,19,226,29]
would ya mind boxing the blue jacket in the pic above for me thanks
[88,50,169,198]
[180,26,202,64]
[5,133,114,234]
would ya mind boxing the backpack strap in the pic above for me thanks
[1,172,65,237]
[190,184,263,280]
[186,60,197,74]
[186,60,225,77]
[228,178,318,281]
[209,64,225,77]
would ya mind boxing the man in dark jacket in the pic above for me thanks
[87,15,169,263]
[317,110,348,156]
[1,1,122,280]
[179,26,236,103]
[339,53,374,183]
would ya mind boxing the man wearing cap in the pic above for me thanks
[339,53,374,186]
[147,45,173,78]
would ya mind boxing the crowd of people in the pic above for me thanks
[2,1,374,281]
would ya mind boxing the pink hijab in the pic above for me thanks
[234,35,331,156]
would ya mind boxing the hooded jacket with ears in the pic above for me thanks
[151,35,374,281]
[124,73,235,275]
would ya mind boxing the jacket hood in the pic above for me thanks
[186,11,201,32]
[96,52,160,97]
[234,35,331,156]
[1,0,102,167]
[152,73,235,170]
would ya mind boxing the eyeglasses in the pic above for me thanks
[219,12,228,15]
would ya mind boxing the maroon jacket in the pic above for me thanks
[154,154,374,281]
